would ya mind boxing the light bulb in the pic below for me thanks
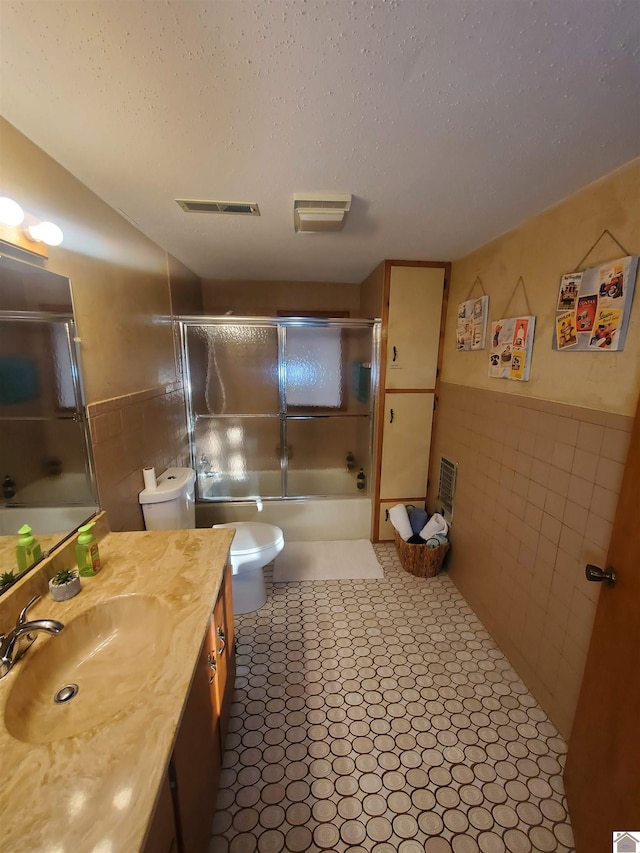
[27,221,64,246]
[0,196,24,226]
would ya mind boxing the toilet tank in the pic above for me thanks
[139,467,196,530]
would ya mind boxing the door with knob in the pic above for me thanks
[565,393,640,850]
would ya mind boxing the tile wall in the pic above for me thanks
[88,383,189,532]
[429,382,632,738]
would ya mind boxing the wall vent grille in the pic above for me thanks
[176,199,260,215]
[437,456,457,523]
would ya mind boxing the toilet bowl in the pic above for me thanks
[139,468,284,616]
[213,522,284,615]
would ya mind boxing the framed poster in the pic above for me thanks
[552,256,638,351]
[456,295,489,351]
[489,316,536,381]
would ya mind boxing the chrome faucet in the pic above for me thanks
[0,595,64,679]
[199,454,221,480]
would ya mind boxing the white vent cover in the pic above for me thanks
[176,199,260,215]
[293,193,352,233]
[437,457,457,523]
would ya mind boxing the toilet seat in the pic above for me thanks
[215,522,284,557]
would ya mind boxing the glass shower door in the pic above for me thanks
[283,324,373,497]
[184,323,282,499]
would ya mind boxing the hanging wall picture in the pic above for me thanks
[489,316,536,381]
[552,255,639,351]
[456,294,489,351]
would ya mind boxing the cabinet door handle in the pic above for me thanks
[389,408,394,424]
[385,509,389,522]
[392,345,397,362]
[217,626,226,655]
[207,651,217,684]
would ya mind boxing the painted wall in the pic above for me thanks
[0,118,177,404]
[202,278,360,316]
[0,119,199,532]
[433,157,640,736]
[442,158,640,415]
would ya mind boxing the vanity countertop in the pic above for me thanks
[0,527,234,853]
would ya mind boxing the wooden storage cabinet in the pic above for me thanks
[379,393,435,499]
[385,266,444,389]
[143,562,235,853]
[142,770,178,853]
[365,260,448,541]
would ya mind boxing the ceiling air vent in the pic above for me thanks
[176,199,260,216]
[293,193,352,233]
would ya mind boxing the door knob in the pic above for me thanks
[585,564,616,585]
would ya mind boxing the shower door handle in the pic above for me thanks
[389,408,394,424]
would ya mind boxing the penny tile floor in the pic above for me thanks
[210,543,575,853]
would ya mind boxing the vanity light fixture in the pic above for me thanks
[25,220,64,247]
[0,196,25,226]
[0,195,64,257]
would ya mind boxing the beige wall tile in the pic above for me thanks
[430,382,632,738]
[577,421,604,454]
[556,417,580,447]
[89,385,188,532]
[601,427,631,464]
[540,513,561,546]
[571,448,599,482]
[562,501,588,536]
[595,457,625,493]
[567,473,594,510]
[543,489,565,520]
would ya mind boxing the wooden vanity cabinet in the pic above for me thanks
[143,562,235,853]
[141,769,178,853]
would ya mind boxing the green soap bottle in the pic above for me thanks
[16,524,43,573]
[76,521,101,576]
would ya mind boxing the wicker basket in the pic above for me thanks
[394,530,449,578]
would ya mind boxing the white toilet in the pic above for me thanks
[139,467,283,616]
[212,522,284,615]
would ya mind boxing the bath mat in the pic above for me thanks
[273,539,383,582]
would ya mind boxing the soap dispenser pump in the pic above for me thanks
[16,524,43,572]
[76,521,101,576]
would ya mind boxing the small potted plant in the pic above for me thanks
[49,568,81,602]
[0,571,16,592]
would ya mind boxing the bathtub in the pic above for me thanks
[1,473,97,536]
[0,505,97,536]
[196,467,371,541]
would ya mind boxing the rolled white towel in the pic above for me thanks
[389,503,413,541]
[419,512,449,540]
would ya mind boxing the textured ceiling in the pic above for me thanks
[1,0,639,282]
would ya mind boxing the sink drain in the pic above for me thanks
[54,683,79,704]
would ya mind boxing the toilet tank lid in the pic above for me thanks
[139,467,196,504]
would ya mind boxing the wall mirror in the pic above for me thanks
[0,252,99,594]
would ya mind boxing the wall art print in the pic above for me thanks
[552,255,638,351]
[489,315,536,382]
[456,295,489,351]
